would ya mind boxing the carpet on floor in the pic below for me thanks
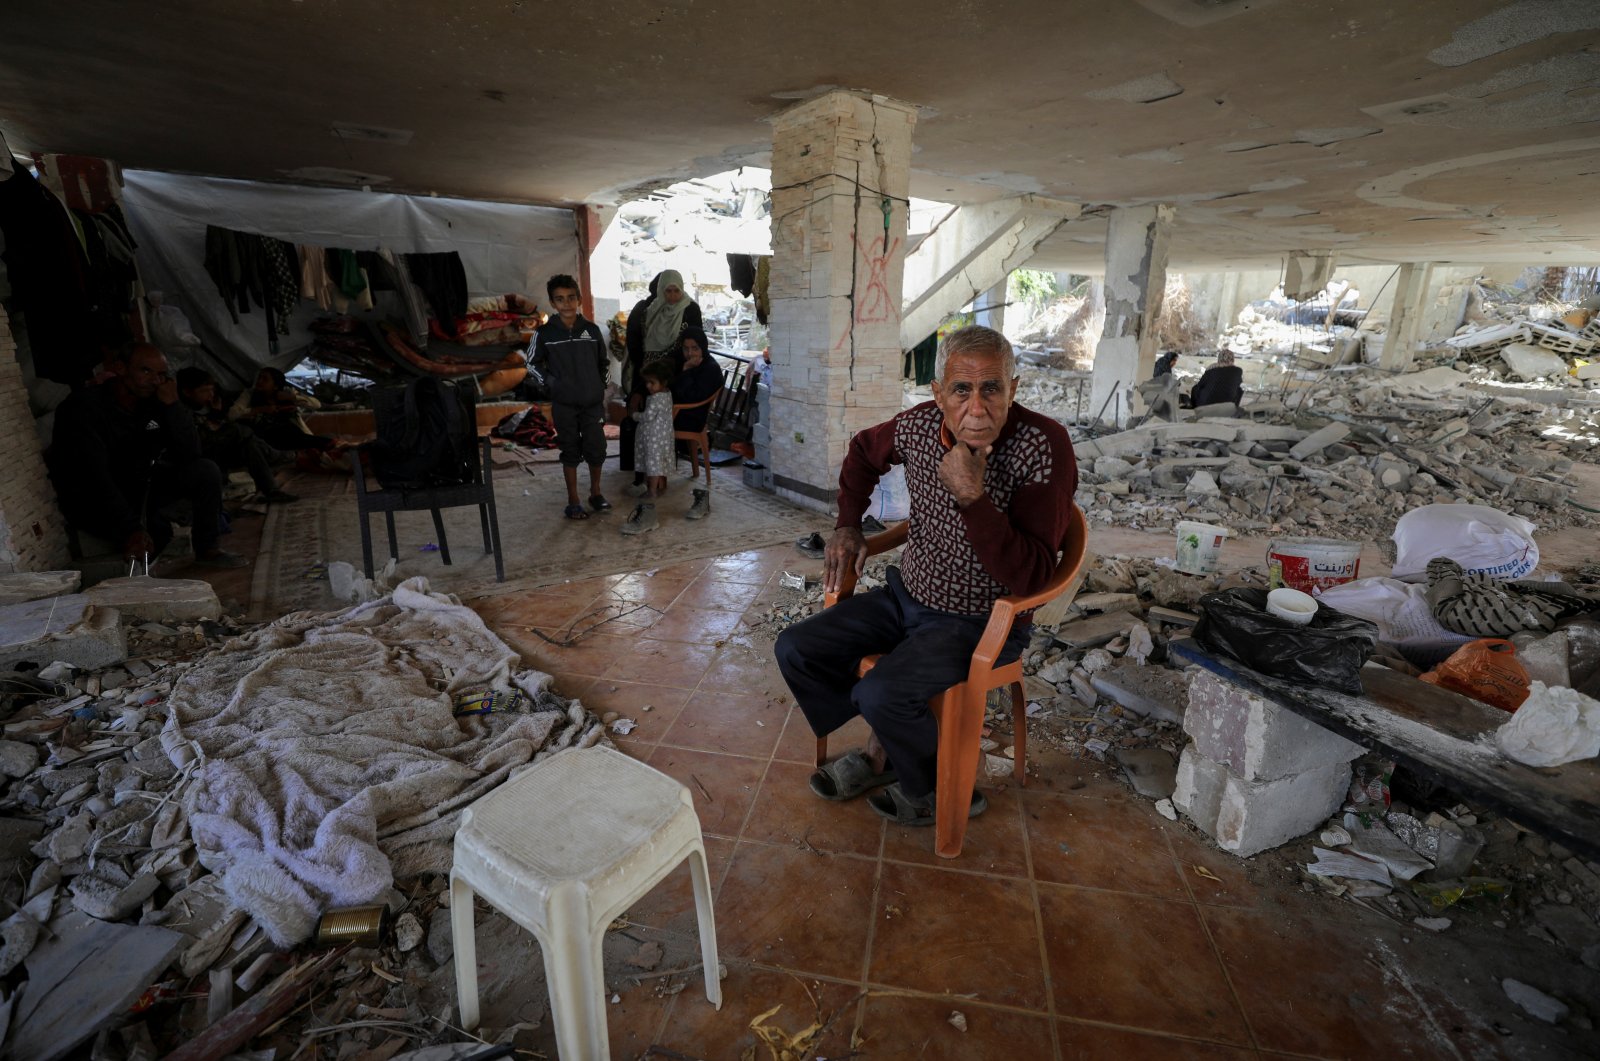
[250,453,825,617]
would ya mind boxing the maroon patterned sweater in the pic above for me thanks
[836,401,1078,616]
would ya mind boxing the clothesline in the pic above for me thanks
[202,224,468,355]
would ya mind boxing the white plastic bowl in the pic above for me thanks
[1267,587,1318,626]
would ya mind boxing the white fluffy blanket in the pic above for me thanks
[162,577,603,945]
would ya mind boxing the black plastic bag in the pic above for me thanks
[1192,588,1381,696]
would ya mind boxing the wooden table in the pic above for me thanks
[1170,638,1600,861]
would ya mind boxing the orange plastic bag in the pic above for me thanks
[1419,638,1531,712]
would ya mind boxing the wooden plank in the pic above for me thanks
[1170,638,1600,861]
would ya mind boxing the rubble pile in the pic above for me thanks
[1296,768,1600,981]
[0,581,612,1058]
[1070,361,1599,541]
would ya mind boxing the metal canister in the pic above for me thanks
[315,904,390,946]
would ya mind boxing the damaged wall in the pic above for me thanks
[0,305,69,572]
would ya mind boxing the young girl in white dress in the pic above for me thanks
[622,361,674,535]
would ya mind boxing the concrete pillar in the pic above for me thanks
[0,306,70,572]
[1090,204,1175,426]
[573,204,604,325]
[1380,262,1433,372]
[1215,271,1242,334]
[767,91,916,510]
[974,280,1006,333]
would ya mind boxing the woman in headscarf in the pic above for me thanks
[622,269,703,491]
[1188,348,1244,408]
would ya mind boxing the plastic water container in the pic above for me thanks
[1175,521,1230,575]
[1268,537,1361,593]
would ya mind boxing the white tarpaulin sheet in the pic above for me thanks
[122,170,578,385]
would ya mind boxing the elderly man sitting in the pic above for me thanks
[774,326,1078,826]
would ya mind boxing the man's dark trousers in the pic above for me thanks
[62,457,225,558]
[774,567,1029,799]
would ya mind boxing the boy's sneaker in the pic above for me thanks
[686,489,710,520]
[625,480,649,498]
[621,503,659,535]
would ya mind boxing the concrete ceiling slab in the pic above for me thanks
[2,0,1597,270]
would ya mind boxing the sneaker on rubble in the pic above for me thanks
[686,489,710,520]
[621,503,659,535]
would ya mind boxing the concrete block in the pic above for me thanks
[0,571,81,606]
[1176,744,1351,857]
[83,577,221,622]
[1288,421,1351,460]
[1214,758,1351,857]
[0,595,126,671]
[1173,743,1227,828]
[1183,669,1362,781]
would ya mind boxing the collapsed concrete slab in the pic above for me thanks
[0,572,82,607]
[1091,659,1189,725]
[0,595,126,671]
[1501,342,1569,381]
[83,577,221,622]
[1289,421,1351,460]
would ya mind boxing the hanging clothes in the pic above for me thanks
[331,248,367,300]
[298,243,336,310]
[402,251,468,335]
[260,238,300,336]
[364,249,429,345]
[726,253,756,297]
[0,164,96,383]
[754,255,770,324]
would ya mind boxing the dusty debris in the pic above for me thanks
[0,575,623,1059]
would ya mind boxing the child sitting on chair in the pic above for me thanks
[622,361,674,536]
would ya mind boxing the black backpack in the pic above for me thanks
[368,377,477,490]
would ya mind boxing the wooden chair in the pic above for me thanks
[819,504,1089,858]
[671,388,721,490]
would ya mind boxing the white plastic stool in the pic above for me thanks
[450,745,721,1058]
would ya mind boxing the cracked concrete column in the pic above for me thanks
[1090,204,1174,426]
[1380,261,1434,373]
[767,91,916,510]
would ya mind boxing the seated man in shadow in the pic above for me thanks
[1188,348,1245,410]
[49,344,247,568]
[176,367,298,504]
[774,326,1078,826]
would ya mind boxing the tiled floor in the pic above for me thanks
[467,544,1526,1061]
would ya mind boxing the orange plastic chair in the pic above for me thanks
[819,503,1089,858]
[671,388,721,490]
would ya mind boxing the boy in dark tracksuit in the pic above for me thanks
[532,275,612,519]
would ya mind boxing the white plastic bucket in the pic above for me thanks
[1175,521,1230,575]
[1268,537,1361,593]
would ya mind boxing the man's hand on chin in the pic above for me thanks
[938,443,990,508]
[823,526,868,595]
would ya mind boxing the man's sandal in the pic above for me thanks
[808,749,896,802]
[867,782,988,827]
[564,504,590,521]
[589,495,612,512]
[794,532,826,559]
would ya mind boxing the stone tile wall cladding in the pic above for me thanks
[0,305,69,572]
[767,91,916,508]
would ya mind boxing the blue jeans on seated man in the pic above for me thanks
[773,566,1031,799]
